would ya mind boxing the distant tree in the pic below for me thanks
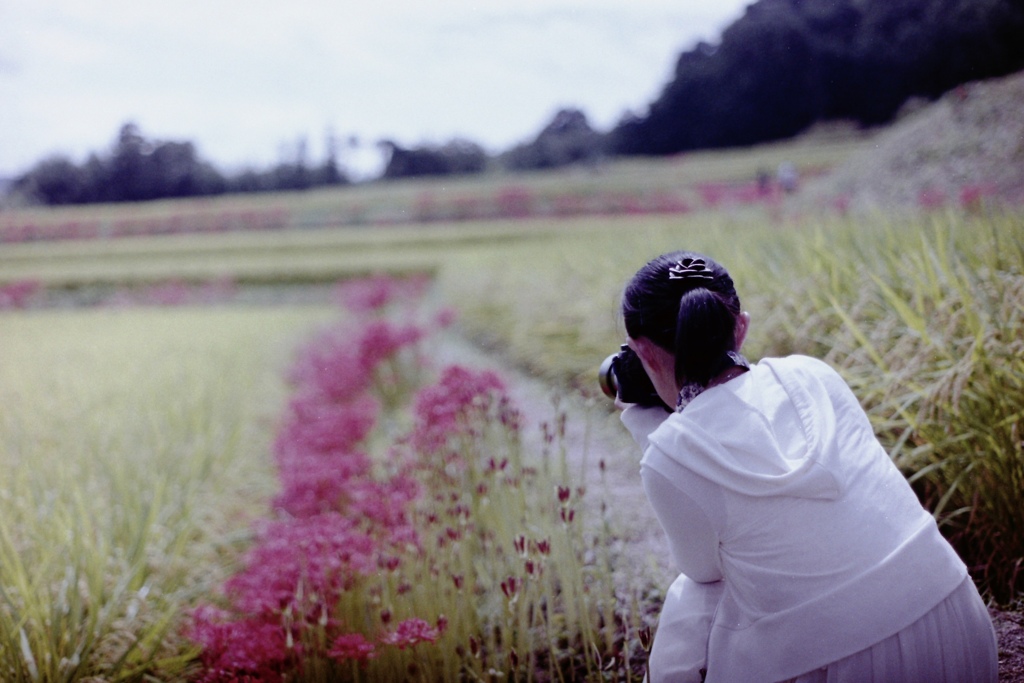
[608,0,1024,156]
[379,139,487,179]
[10,122,358,205]
[11,155,88,205]
[148,140,226,197]
[318,128,346,186]
[109,123,150,201]
[501,108,604,171]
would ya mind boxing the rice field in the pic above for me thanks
[0,307,334,680]
[1,143,1022,679]
[437,207,1024,603]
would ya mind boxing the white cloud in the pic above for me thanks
[0,0,750,177]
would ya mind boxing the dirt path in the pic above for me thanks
[436,331,674,582]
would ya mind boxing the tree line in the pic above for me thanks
[9,0,1024,205]
[608,0,1024,155]
[10,123,348,206]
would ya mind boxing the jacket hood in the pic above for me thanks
[647,357,842,500]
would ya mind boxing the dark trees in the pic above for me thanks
[500,108,604,171]
[12,123,350,205]
[609,0,1024,155]
[379,139,488,179]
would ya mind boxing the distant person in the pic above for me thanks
[610,251,998,682]
[777,161,798,193]
[756,167,771,196]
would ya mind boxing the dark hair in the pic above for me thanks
[622,250,742,387]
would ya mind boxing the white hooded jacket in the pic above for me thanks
[622,355,967,682]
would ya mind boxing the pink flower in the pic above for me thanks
[0,280,41,309]
[918,188,947,210]
[434,307,458,329]
[380,618,441,649]
[357,319,425,371]
[334,274,430,313]
[224,514,377,619]
[329,633,378,664]
[286,329,375,401]
[697,182,728,208]
[273,450,373,517]
[285,318,427,404]
[144,279,192,306]
[187,606,292,682]
[495,186,533,218]
[343,476,421,531]
[274,394,380,460]
[410,365,507,456]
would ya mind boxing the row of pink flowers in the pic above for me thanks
[2,174,1016,244]
[0,273,443,312]
[0,207,291,244]
[186,274,508,681]
[0,279,42,309]
[0,277,247,310]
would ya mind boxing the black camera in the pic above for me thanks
[598,344,669,409]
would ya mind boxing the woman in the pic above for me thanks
[616,251,998,682]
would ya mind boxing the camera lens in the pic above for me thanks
[598,354,619,399]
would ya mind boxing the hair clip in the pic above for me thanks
[668,258,714,281]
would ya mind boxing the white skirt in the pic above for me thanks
[784,577,998,683]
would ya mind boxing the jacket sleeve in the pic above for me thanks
[641,464,723,583]
[647,573,725,683]
[620,405,671,450]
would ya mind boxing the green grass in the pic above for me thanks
[1,135,1021,682]
[437,207,1024,602]
[0,306,333,680]
[0,220,560,288]
[0,134,866,239]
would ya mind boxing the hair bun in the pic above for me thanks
[668,258,714,282]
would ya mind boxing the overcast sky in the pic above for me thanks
[0,0,751,178]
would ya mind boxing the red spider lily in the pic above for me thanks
[273,450,373,517]
[918,188,947,210]
[0,279,41,309]
[187,606,293,683]
[328,633,378,664]
[274,394,380,460]
[638,625,653,651]
[357,319,425,371]
[285,332,375,402]
[380,618,441,649]
[342,476,421,534]
[189,277,542,680]
[224,514,377,619]
[143,279,194,306]
[434,306,458,329]
[410,365,507,457]
[334,273,430,313]
[378,555,402,572]
[501,577,521,599]
[334,274,402,313]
